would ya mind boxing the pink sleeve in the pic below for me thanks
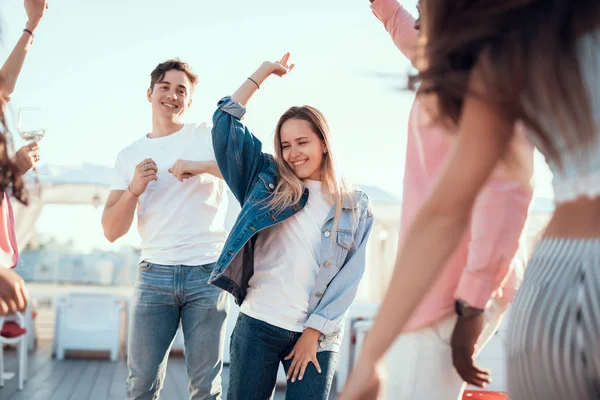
[370,0,419,62]
[496,243,526,301]
[454,180,533,309]
[0,192,19,269]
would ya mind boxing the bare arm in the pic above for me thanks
[370,0,419,67]
[168,160,223,181]
[231,53,294,107]
[0,0,47,97]
[201,161,223,179]
[230,66,267,107]
[101,190,138,243]
[211,53,293,204]
[102,158,158,242]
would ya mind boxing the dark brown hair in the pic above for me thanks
[0,76,27,205]
[413,0,600,165]
[149,59,198,91]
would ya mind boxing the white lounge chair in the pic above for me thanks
[54,292,123,362]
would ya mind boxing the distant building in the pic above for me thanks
[17,247,141,286]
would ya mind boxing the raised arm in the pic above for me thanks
[370,0,419,67]
[339,70,517,399]
[0,0,47,98]
[211,53,294,205]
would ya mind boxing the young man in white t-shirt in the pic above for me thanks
[101,59,229,400]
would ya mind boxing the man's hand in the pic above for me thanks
[0,269,28,315]
[450,313,491,388]
[169,160,222,181]
[129,158,158,196]
[169,160,205,182]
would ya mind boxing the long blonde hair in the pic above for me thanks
[268,106,354,236]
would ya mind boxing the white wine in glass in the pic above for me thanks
[17,106,46,174]
[20,129,45,143]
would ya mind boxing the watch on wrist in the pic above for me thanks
[455,300,484,318]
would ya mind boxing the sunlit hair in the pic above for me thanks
[268,106,354,235]
[412,0,600,165]
[0,80,28,205]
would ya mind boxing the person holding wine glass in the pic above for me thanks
[0,0,48,314]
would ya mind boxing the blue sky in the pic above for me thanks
[0,0,553,251]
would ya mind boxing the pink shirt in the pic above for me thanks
[372,0,534,332]
[0,192,19,269]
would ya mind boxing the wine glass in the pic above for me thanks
[17,106,46,174]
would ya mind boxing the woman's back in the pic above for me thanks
[530,28,600,237]
[529,29,600,205]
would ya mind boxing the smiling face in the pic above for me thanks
[147,69,192,122]
[278,117,326,181]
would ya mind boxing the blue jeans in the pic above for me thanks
[228,313,338,400]
[126,262,229,400]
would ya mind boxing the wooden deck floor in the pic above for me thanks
[0,341,338,400]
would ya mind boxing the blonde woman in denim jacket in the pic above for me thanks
[209,53,373,400]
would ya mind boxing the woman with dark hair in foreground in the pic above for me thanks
[341,1,600,399]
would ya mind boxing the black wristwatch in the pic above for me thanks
[455,300,484,318]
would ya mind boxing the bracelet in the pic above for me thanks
[128,184,141,197]
[247,77,260,89]
[23,29,34,39]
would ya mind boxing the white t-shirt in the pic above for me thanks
[240,180,333,332]
[110,123,228,266]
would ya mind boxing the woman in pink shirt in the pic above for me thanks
[0,0,47,316]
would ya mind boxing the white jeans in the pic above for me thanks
[383,299,507,400]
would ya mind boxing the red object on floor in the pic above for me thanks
[463,390,509,399]
[1,321,27,338]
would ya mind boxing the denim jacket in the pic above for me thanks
[209,97,374,353]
